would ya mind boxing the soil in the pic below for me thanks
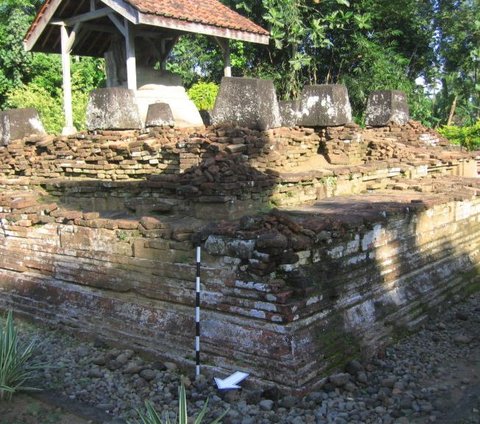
[0,394,91,424]
[418,350,480,424]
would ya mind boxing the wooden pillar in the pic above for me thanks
[124,19,137,91]
[214,37,232,77]
[223,41,231,77]
[159,36,179,71]
[160,39,167,71]
[60,24,76,135]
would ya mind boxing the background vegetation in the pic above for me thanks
[0,311,40,400]
[0,0,478,142]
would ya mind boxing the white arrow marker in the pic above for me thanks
[214,371,249,390]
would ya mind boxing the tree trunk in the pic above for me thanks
[447,95,457,126]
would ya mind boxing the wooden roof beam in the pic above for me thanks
[160,36,179,69]
[40,25,56,49]
[71,0,86,17]
[66,22,82,51]
[51,7,111,26]
[108,12,126,37]
[100,0,139,24]
[81,23,117,34]
[137,13,269,45]
[24,0,63,51]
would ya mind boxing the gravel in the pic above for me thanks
[13,291,480,423]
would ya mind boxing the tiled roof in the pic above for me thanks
[126,0,269,35]
[24,0,269,53]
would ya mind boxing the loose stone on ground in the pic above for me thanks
[7,291,478,424]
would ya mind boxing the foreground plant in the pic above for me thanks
[0,311,41,400]
[131,382,227,424]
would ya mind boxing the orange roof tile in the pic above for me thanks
[127,0,269,35]
[25,0,269,47]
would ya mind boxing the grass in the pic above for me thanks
[130,382,228,424]
[0,311,42,401]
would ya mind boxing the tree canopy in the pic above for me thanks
[0,0,478,132]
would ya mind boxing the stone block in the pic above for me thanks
[279,100,302,127]
[212,77,281,131]
[199,110,213,126]
[145,103,174,127]
[299,85,352,127]
[0,108,46,145]
[86,88,142,131]
[204,235,256,259]
[365,90,409,126]
[136,85,204,128]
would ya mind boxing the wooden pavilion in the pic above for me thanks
[24,0,269,134]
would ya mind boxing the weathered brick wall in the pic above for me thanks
[1,181,480,392]
[0,123,479,393]
[198,188,480,390]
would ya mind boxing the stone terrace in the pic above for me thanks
[0,122,479,393]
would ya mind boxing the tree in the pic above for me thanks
[0,0,105,132]
[0,0,43,106]
[1,0,477,130]
[433,0,480,125]
[231,0,438,123]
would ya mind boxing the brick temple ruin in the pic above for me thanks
[0,79,480,394]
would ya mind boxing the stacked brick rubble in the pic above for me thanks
[0,122,479,393]
[0,126,322,180]
[0,123,474,216]
[319,123,368,165]
[318,120,467,167]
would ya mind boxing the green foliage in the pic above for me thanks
[187,82,219,111]
[130,382,227,424]
[422,3,479,125]
[71,57,106,95]
[0,0,477,129]
[28,54,62,96]
[0,311,41,401]
[339,34,411,121]
[71,90,91,132]
[226,0,438,116]
[433,0,480,125]
[438,121,480,151]
[5,55,105,134]
[0,3,35,105]
[166,35,248,87]
[6,84,63,134]
[337,33,436,126]
[166,35,222,87]
[256,0,371,98]
[7,84,91,134]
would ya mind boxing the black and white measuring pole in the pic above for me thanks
[195,245,201,377]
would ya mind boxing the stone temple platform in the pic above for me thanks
[0,120,479,394]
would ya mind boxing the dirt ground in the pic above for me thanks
[423,353,480,424]
[0,301,479,424]
[0,394,92,424]
[1,368,479,424]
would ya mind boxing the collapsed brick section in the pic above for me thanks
[320,121,462,166]
[0,122,479,394]
[0,122,475,218]
[0,126,321,179]
[0,121,469,179]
